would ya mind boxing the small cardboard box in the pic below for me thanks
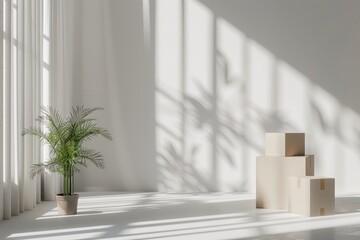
[256,155,314,210]
[289,176,335,217]
[265,133,305,156]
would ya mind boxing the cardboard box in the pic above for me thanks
[289,176,335,217]
[256,155,314,209]
[265,133,305,156]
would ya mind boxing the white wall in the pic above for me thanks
[65,0,360,193]
[65,0,157,191]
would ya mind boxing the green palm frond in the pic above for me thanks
[23,128,47,141]
[24,106,112,195]
[68,106,104,124]
[76,148,105,169]
[29,163,47,179]
[77,126,112,143]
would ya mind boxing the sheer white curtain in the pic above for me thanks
[0,0,65,221]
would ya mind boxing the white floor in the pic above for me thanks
[0,192,360,240]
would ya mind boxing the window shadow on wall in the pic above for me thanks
[154,0,360,192]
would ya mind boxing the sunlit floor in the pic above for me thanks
[0,192,360,240]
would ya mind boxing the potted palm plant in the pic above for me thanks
[23,106,112,215]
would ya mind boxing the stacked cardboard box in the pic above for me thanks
[265,133,305,156]
[256,133,335,216]
[256,155,314,209]
[289,176,335,216]
[257,133,313,210]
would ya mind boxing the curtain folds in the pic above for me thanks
[1,0,64,221]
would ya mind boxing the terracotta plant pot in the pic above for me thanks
[56,194,79,215]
